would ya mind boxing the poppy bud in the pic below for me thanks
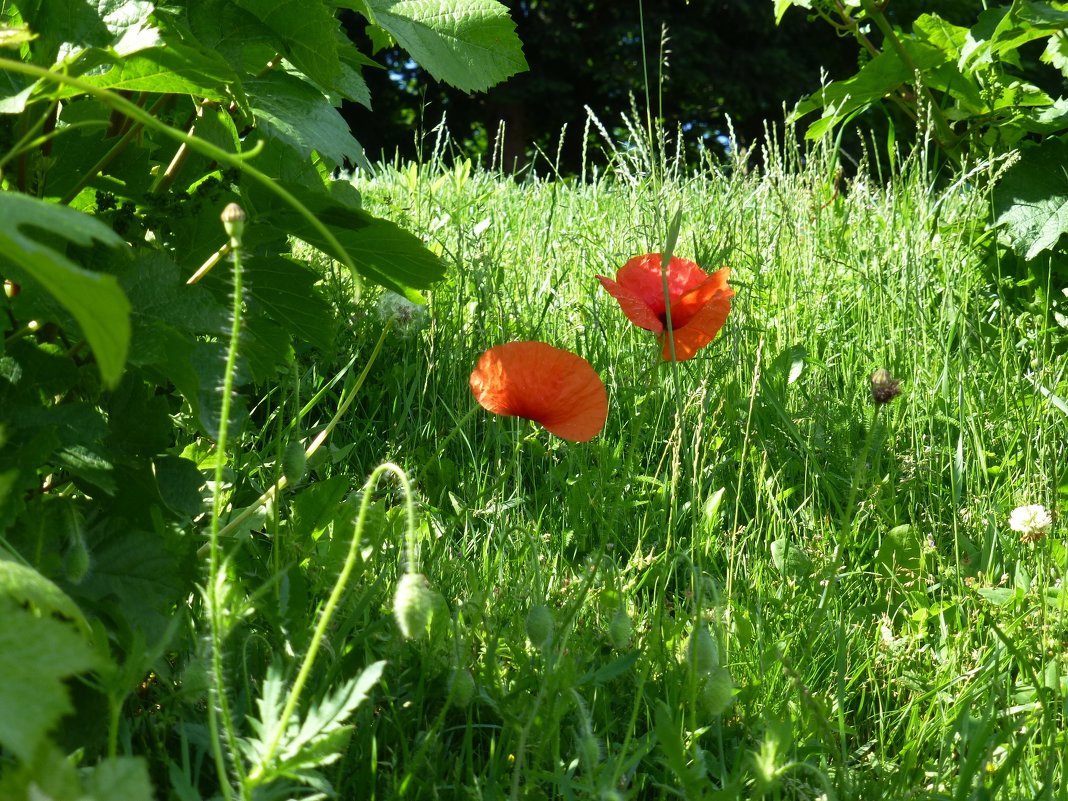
[870,368,901,405]
[525,603,554,650]
[393,572,435,639]
[448,668,476,707]
[700,665,735,715]
[220,203,247,246]
[687,625,718,673]
[578,733,601,767]
[66,536,91,584]
[607,609,632,649]
[282,439,307,484]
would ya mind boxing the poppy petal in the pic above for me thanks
[670,268,733,329]
[470,341,609,442]
[614,254,709,314]
[597,274,663,333]
[662,285,733,361]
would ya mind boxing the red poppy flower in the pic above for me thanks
[469,341,608,442]
[597,254,733,361]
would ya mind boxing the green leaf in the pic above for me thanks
[363,0,527,92]
[770,538,813,578]
[0,557,90,634]
[289,475,352,542]
[993,135,1068,259]
[248,182,446,298]
[773,0,811,25]
[83,757,154,801]
[73,526,191,642]
[242,660,384,786]
[235,0,341,89]
[0,599,97,762]
[794,39,947,139]
[245,255,338,350]
[247,72,365,165]
[63,44,236,100]
[186,0,279,75]
[1042,31,1068,77]
[0,194,131,388]
[152,455,206,518]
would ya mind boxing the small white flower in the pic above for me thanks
[1008,504,1053,542]
[376,291,427,334]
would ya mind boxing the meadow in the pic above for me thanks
[4,1,1068,798]
[252,126,1064,799]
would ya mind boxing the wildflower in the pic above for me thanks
[597,253,733,361]
[1008,504,1054,543]
[469,341,608,442]
[377,291,427,335]
[870,368,901,405]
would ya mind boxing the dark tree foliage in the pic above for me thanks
[341,1,986,172]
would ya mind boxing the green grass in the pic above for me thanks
[196,128,1067,800]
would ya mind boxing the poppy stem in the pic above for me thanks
[658,210,688,551]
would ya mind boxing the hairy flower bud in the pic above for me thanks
[525,603,555,650]
[393,572,435,639]
[607,609,632,649]
[687,625,719,674]
[448,668,476,707]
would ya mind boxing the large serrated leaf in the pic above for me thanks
[235,0,341,89]
[73,526,191,641]
[83,757,155,801]
[0,599,97,762]
[0,557,90,634]
[62,44,236,100]
[246,72,364,165]
[245,255,338,350]
[993,136,1068,259]
[0,193,131,387]
[364,0,527,92]
[247,181,446,298]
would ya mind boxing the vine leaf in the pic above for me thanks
[994,135,1068,259]
[363,0,527,92]
[0,598,97,762]
[0,194,131,388]
[234,0,342,90]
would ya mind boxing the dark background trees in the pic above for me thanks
[341,1,986,172]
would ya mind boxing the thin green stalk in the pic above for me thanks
[206,210,250,801]
[199,321,393,555]
[659,208,685,552]
[248,462,416,785]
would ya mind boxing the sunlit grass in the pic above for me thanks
[284,127,1067,799]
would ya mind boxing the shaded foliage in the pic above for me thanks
[342,0,986,171]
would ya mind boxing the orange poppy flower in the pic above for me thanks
[597,253,733,361]
[469,341,608,442]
